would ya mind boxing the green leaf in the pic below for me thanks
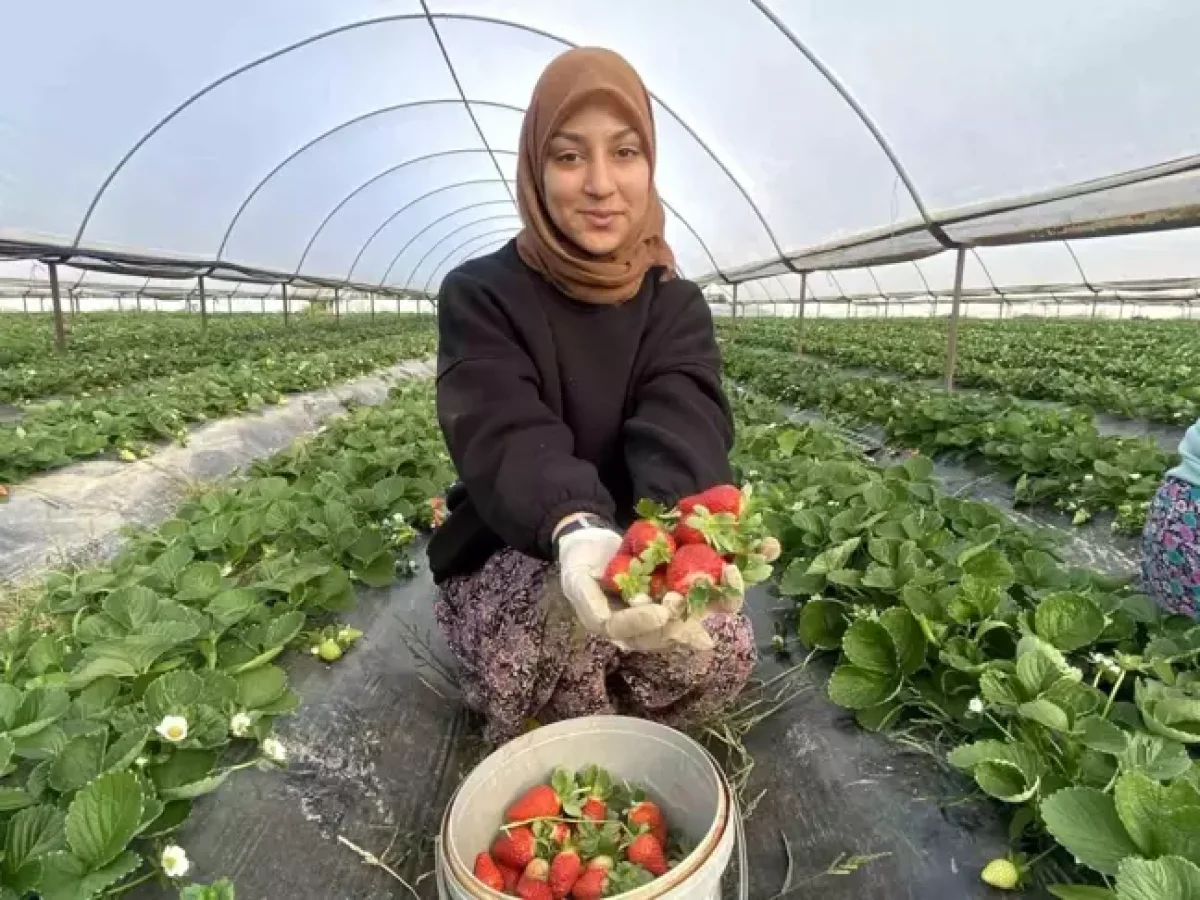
[355,551,398,588]
[102,586,160,632]
[1120,733,1192,781]
[140,799,192,838]
[841,620,897,674]
[1077,717,1129,755]
[9,688,70,737]
[48,731,107,793]
[1047,887,1117,900]
[149,748,217,793]
[1115,772,1164,855]
[1040,786,1140,876]
[975,760,1039,803]
[0,789,37,812]
[177,562,225,603]
[1019,697,1073,733]
[143,670,206,723]
[158,769,230,801]
[235,665,288,710]
[33,850,141,900]
[0,684,22,727]
[1116,856,1200,900]
[959,545,1015,586]
[901,454,934,481]
[1035,592,1107,653]
[0,734,13,773]
[151,543,195,589]
[1138,679,1200,744]
[264,610,306,649]
[103,727,152,774]
[206,589,259,630]
[779,561,825,597]
[181,878,237,900]
[827,665,901,710]
[806,537,861,575]
[64,771,144,869]
[3,805,66,875]
[879,607,925,676]
[1016,636,1080,698]
[25,635,66,676]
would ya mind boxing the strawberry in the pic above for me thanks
[493,827,538,870]
[666,544,725,596]
[499,864,522,894]
[518,859,553,900]
[757,536,782,563]
[506,784,563,823]
[580,797,607,821]
[474,852,506,891]
[621,520,676,565]
[551,823,571,846]
[628,800,667,845]
[570,867,607,900]
[548,848,582,899]
[601,553,635,594]
[672,520,707,547]
[626,833,669,877]
[648,569,668,599]
[695,484,743,517]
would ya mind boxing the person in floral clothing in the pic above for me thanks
[1142,415,1200,617]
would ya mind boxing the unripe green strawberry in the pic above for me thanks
[980,858,1019,890]
[318,639,343,662]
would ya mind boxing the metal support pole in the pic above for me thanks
[198,275,208,335]
[261,295,266,315]
[39,297,44,313]
[334,288,341,324]
[136,293,142,313]
[117,295,123,313]
[845,299,851,319]
[370,292,376,321]
[731,284,739,323]
[796,272,808,356]
[21,294,27,314]
[945,246,967,391]
[282,283,290,325]
[397,294,402,315]
[228,296,233,316]
[154,297,159,312]
[49,262,67,353]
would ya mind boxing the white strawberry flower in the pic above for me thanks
[134,756,149,768]
[230,712,254,738]
[155,715,189,743]
[968,697,985,715]
[262,737,288,764]
[161,844,191,878]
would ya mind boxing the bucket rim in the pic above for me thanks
[440,716,736,900]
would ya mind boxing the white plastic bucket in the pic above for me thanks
[437,715,744,900]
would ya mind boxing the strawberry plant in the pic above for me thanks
[0,322,437,485]
[0,381,453,897]
[721,342,1177,532]
[729,384,1200,897]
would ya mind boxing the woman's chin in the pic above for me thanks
[572,230,625,257]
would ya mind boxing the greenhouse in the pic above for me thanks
[2,2,1200,899]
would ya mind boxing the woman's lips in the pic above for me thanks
[581,210,618,227]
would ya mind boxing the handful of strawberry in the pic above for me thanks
[473,765,688,900]
[601,484,780,621]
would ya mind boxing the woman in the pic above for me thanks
[427,47,755,744]
[1142,416,1200,617]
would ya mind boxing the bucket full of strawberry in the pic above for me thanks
[437,716,742,900]
[603,484,781,620]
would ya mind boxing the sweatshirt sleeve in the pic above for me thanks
[623,283,735,506]
[435,270,617,558]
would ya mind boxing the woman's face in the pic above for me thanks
[542,98,651,257]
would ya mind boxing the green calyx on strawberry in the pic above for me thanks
[601,554,653,603]
[666,544,741,616]
[620,520,676,567]
[562,764,612,819]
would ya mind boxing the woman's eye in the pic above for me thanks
[555,151,582,164]
[616,146,641,158]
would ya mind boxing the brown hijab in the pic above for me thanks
[515,47,676,304]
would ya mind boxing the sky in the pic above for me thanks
[1,0,1198,293]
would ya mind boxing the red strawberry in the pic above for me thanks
[475,852,506,891]
[518,859,553,900]
[551,823,571,846]
[648,570,668,599]
[621,520,676,564]
[570,867,607,900]
[601,553,636,594]
[548,848,582,899]
[493,827,537,870]
[696,484,743,517]
[506,784,563,823]
[626,833,669,877]
[580,797,607,821]
[666,544,725,596]
[628,800,668,845]
[499,864,522,894]
[672,520,707,547]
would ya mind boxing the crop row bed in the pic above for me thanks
[721,340,1176,534]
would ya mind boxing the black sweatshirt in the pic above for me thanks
[426,240,734,584]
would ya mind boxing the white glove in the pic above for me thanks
[556,525,671,648]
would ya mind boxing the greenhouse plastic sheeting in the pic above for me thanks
[3,1,1200,291]
[126,570,1021,900]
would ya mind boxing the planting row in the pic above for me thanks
[0,313,435,404]
[724,318,1200,424]
[0,330,436,486]
[0,380,455,898]
[729,386,1200,898]
[721,341,1177,533]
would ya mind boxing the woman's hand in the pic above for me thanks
[555,523,671,646]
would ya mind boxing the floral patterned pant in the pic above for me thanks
[435,549,757,745]
[1141,476,1200,618]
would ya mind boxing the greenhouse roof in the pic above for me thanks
[3,1,1199,293]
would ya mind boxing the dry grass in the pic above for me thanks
[0,580,51,631]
